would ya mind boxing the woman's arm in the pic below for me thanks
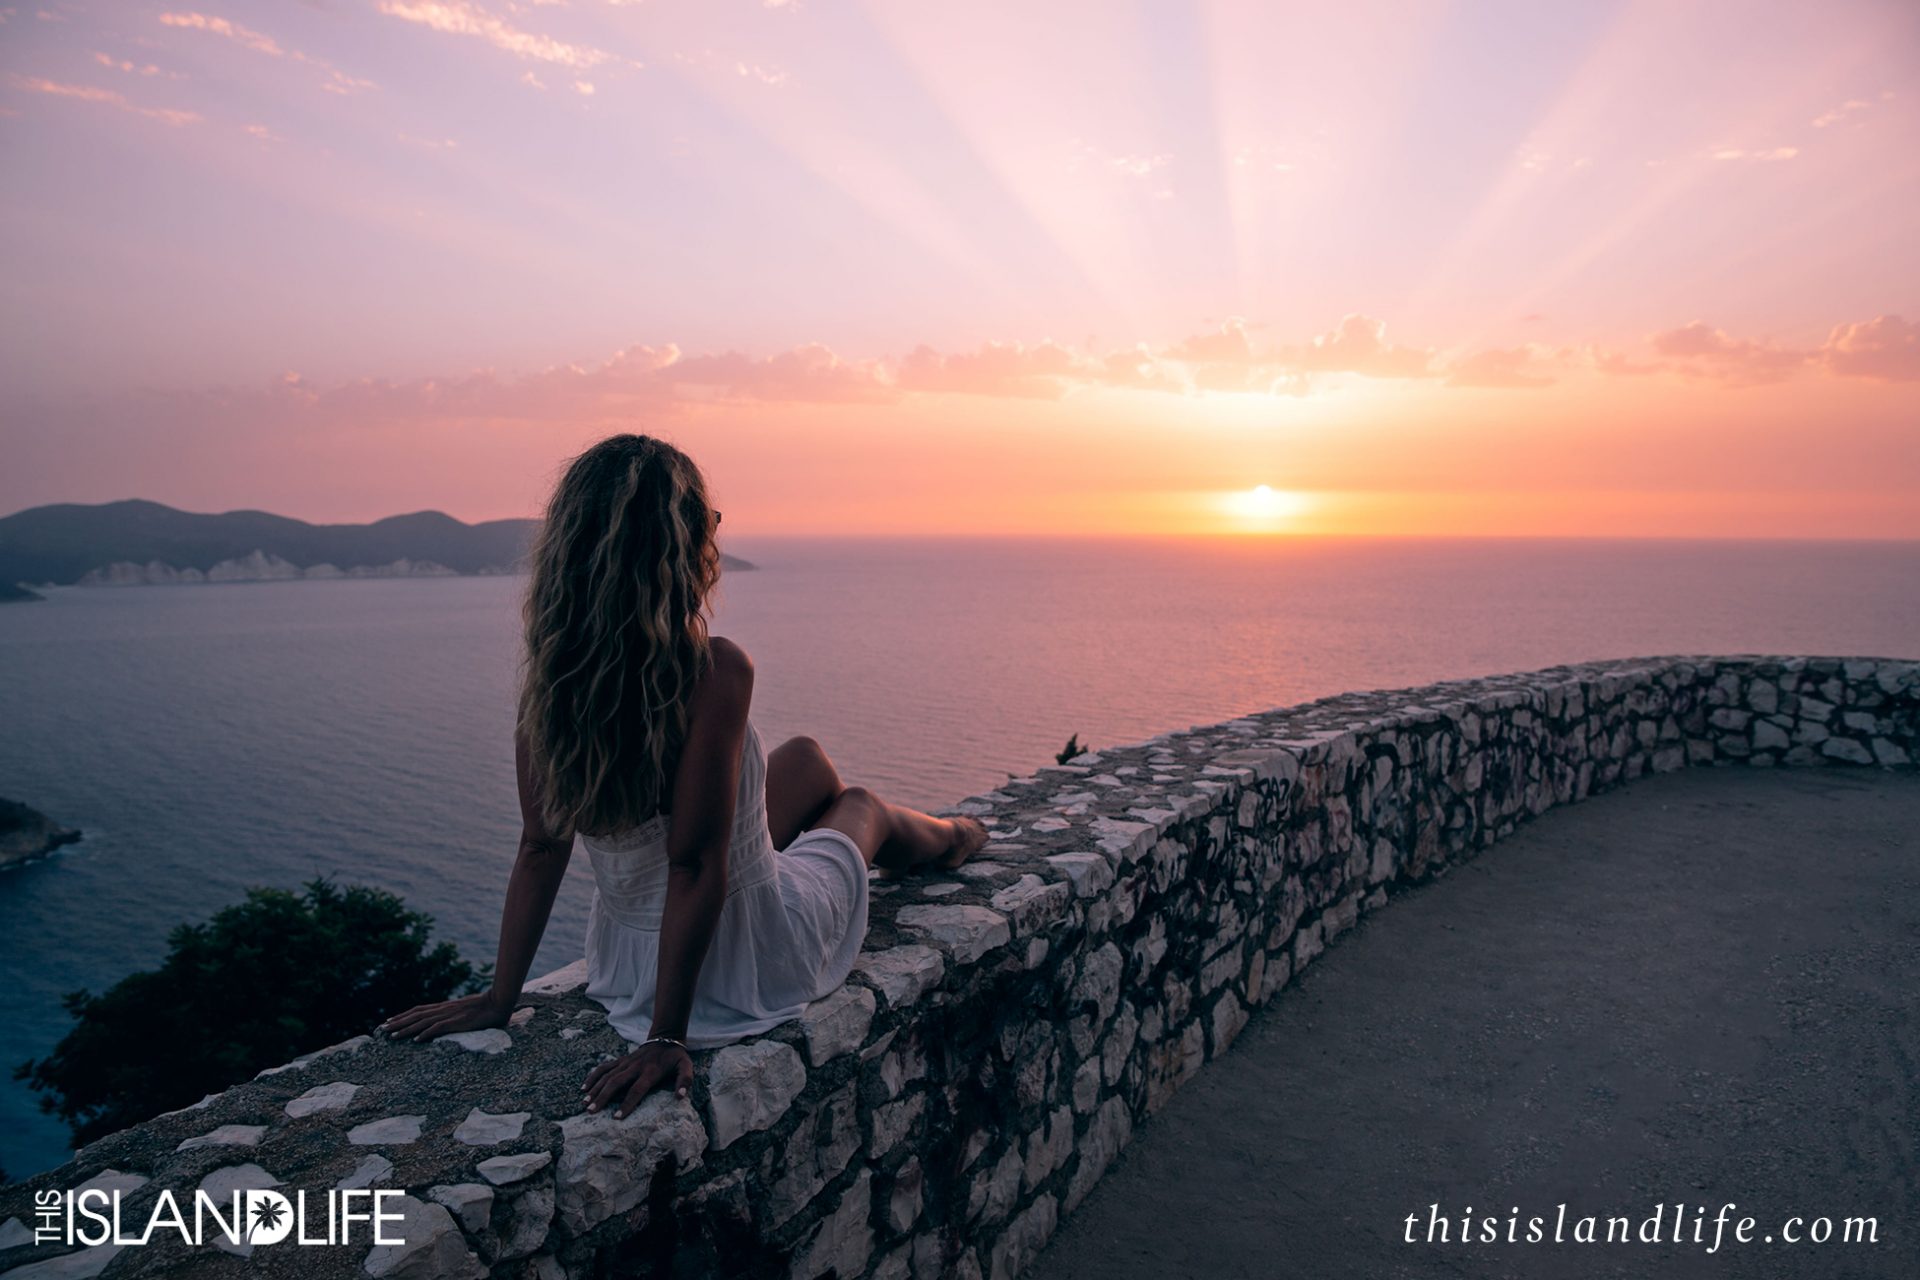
[583,637,753,1116]
[383,729,576,1041]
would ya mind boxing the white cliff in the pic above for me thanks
[78,552,466,586]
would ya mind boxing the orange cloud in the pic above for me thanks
[91,51,171,77]
[158,11,280,55]
[377,0,615,70]
[160,10,374,93]
[1445,346,1556,389]
[1587,346,1663,377]
[1820,315,1920,382]
[1648,322,1808,387]
[661,344,894,403]
[1094,344,1184,392]
[1156,315,1439,393]
[191,342,894,429]
[1293,315,1435,378]
[894,340,1084,399]
[1163,319,1289,392]
[80,313,1920,439]
[1168,317,1255,364]
[4,73,199,125]
[1811,98,1872,129]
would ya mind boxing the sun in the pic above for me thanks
[1220,484,1311,526]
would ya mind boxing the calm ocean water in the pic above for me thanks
[2,535,1916,1177]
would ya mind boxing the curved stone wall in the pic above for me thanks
[3,655,1915,1280]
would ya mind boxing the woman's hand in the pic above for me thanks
[380,991,512,1042]
[582,1041,694,1118]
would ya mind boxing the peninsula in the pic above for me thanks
[0,500,755,597]
[0,798,81,871]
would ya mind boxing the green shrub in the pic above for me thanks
[16,878,484,1147]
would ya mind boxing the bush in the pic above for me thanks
[16,878,485,1147]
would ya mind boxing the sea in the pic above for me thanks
[2,535,1916,1178]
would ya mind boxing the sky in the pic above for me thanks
[1,0,1917,537]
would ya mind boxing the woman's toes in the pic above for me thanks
[935,816,988,870]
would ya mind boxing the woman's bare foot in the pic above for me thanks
[854,792,990,878]
[934,816,989,870]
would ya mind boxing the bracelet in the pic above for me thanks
[642,1034,686,1052]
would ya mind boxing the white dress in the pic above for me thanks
[579,714,872,1048]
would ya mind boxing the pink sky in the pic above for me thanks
[2,0,1917,536]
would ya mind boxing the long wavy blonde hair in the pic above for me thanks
[517,434,724,837]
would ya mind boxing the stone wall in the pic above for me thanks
[3,655,1915,1280]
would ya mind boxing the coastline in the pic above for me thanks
[0,799,82,871]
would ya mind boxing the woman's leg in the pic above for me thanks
[765,735,844,851]
[813,785,988,874]
[765,734,986,872]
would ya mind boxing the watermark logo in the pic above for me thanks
[1403,1203,1881,1252]
[34,1185,408,1250]
[244,1192,293,1246]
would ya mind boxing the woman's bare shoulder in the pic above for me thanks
[704,635,754,689]
[708,634,752,671]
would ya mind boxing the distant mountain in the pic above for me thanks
[0,500,755,594]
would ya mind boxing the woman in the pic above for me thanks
[381,434,987,1119]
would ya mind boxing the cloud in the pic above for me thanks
[1150,315,1443,393]
[660,344,893,403]
[159,11,374,94]
[894,341,1085,399]
[1108,153,1170,177]
[226,342,897,428]
[1294,314,1436,378]
[1093,344,1184,393]
[1162,320,1294,392]
[92,52,172,77]
[4,73,199,125]
[1167,317,1254,365]
[1586,346,1662,377]
[1069,143,1172,180]
[75,311,1920,446]
[734,61,789,86]
[1648,322,1808,386]
[1708,146,1798,162]
[1812,98,1872,128]
[1820,315,1920,382]
[1445,347,1556,389]
[832,337,1184,399]
[1586,315,1920,387]
[158,11,278,55]
[252,345,683,426]
[377,0,615,70]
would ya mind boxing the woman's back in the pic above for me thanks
[578,712,873,1047]
[577,714,778,930]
